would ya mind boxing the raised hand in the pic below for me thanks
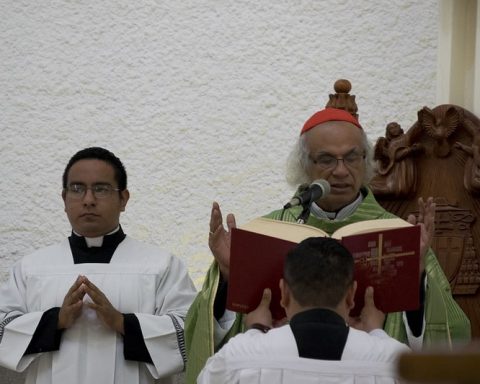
[82,277,124,335]
[407,197,436,275]
[208,201,237,281]
[349,287,385,333]
[58,275,86,329]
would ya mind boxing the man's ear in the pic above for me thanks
[61,189,67,211]
[345,281,357,310]
[279,278,290,310]
[120,189,130,212]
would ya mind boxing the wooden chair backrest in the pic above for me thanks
[326,80,480,337]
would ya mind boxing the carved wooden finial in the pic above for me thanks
[334,79,352,94]
[325,79,359,119]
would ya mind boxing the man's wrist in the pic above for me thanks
[116,313,125,335]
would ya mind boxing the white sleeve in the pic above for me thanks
[198,331,253,384]
[0,261,42,372]
[402,311,425,351]
[135,255,197,379]
[196,355,220,383]
[213,309,236,348]
[402,274,427,351]
[197,353,234,384]
[368,328,392,339]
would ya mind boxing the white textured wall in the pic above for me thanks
[1,1,437,381]
[1,0,440,290]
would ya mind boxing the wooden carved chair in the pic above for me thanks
[327,80,480,338]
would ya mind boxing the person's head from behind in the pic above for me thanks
[280,237,356,320]
[286,108,374,212]
[61,147,130,238]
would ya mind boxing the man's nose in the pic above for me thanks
[82,188,96,204]
[332,158,349,174]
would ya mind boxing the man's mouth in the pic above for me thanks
[80,213,99,218]
[330,183,350,190]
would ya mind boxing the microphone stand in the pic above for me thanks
[296,203,312,224]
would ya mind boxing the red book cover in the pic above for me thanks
[226,221,421,319]
[227,228,295,320]
[344,225,421,316]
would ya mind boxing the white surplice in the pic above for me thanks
[198,325,410,384]
[0,236,196,384]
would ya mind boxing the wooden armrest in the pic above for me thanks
[397,348,480,383]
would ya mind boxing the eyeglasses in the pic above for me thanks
[310,150,366,170]
[65,183,120,199]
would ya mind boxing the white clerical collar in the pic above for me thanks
[310,193,363,220]
[73,226,120,248]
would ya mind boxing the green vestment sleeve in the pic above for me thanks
[184,262,244,384]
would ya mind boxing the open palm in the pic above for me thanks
[208,201,236,281]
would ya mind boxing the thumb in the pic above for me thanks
[407,213,416,225]
[259,288,272,308]
[226,213,237,231]
[364,286,375,307]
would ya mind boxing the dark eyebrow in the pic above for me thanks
[92,182,113,186]
[311,147,362,157]
[68,182,112,187]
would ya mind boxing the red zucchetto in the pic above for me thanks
[301,108,362,135]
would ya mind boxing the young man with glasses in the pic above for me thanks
[185,108,471,383]
[0,147,196,384]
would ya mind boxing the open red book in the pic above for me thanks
[226,217,421,319]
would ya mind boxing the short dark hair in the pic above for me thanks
[62,147,127,190]
[284,237,354,308]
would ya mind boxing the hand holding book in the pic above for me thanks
[348,287,386,332]
[406,197,436,276]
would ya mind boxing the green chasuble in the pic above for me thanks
[184,187,471,384]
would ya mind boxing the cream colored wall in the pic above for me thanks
[1,2,438,381]
[437,0,480,114]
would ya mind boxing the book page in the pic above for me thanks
[331,218,412,240]
[240,217,328,243]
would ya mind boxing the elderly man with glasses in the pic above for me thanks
[0,147,196,384]
[185,108,471,384]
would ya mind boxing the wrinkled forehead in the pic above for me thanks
[304,121,365,154]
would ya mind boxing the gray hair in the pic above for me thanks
[285,130,374,187]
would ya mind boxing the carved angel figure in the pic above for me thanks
[370,122,422,197]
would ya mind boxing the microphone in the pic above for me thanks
[284,179,331,209]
